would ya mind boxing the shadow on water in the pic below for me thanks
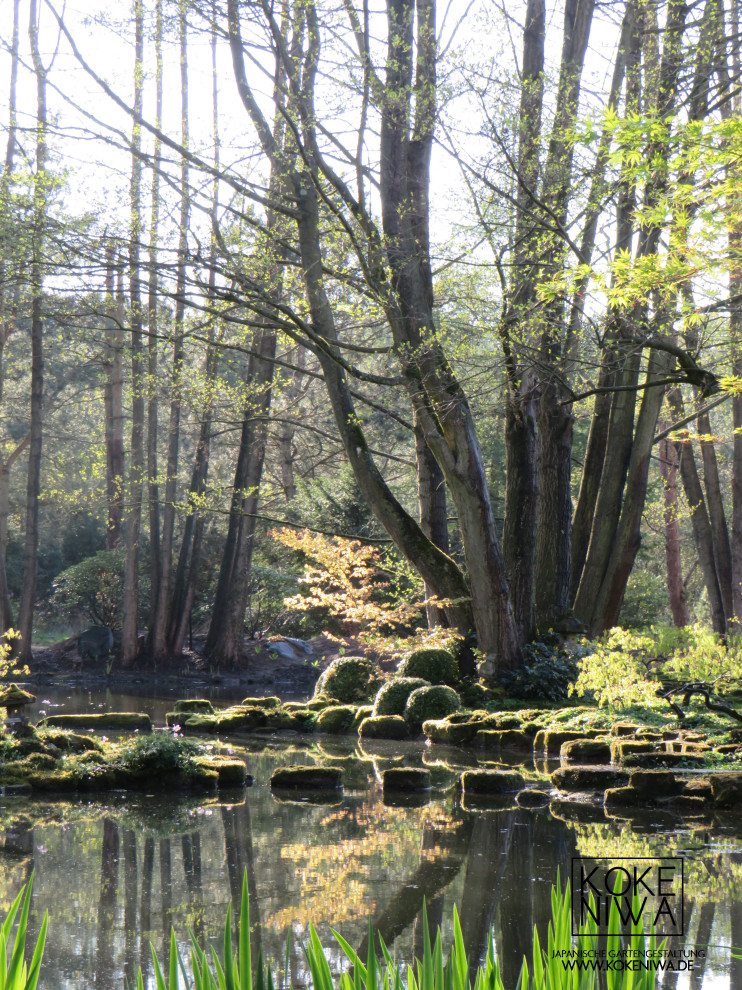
[2,728,742,988]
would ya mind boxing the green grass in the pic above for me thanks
[136,871,664,990]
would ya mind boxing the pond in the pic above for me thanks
[2,688,742,989]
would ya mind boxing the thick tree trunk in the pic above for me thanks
[659,434,689,626]
[18,0,47,663]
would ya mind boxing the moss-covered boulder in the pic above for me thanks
[315,705,357,734]
[709,772,742,808]
[313,656,380,703]
[604,786,643,810]
[397,648,459,686]
[404,685,460,727]
[542,729,602,758]
[628,770,685,798]
[373,677,430,716]
[551,766,630,791]
[42,713,152,731]
[610,740,656,763]
[382,768,431,793]
[194,757,250,787]
[270,766,343,790]
[460,770,525,795]
[610,722,641,737]
[560,739,611,765]
[38,731,102,753]
[475,729,532,750]
[173,699,215,715]
[358,715,409,740]
[423,716,488,745]
[241,696,281,709]
[458,681,490,709]
[351,705,373,729]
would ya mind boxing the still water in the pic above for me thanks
[2,688,741,989]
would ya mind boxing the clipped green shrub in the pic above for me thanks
[397,650,459,685]
[404,685,461,727]
[397,648,459,685]
[313,656,380,703]
[372,677,430,716]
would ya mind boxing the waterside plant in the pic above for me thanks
[134,871,665,990]
[0,879,47,990]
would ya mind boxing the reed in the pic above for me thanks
[0,878,47,990]
[136,871,664,990]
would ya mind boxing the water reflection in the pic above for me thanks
[0,739,741,988]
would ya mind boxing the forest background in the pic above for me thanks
[1,0,741,677]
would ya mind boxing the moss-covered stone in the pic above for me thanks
[610,740,655,763]
[627,770,684,798]
[683,778,713,799]
[543,729,602,757]
[217,709,267,733]
[270,766,343,790]
[315,705,357,734]
[609,722,640,737]
[622,752,705,769]
[396,649,459,686]
[241,696,281,709]
[358,715,409,740]
[709,772,742,808]
[194,757,250,787]
[460,769,525,794]
[313,657,380,703]
[37,731,102,753]
[404,685,460,727]
[474,729,533,750]
[382,768,431,792]
[604,786,643,810]
[42,713,152,731]
[423,715,489,745]
[173,699,215,715]
[551,766,630,791]
[373,677,430,716]
[560,739,611,765]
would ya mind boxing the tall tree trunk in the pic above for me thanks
[18,0,47,663]
[659,433,688,626]
[147,0,164,624]
[103,250,124,549]
[414,413,449,628]
[152,1,189,659]
[121,0,145,666]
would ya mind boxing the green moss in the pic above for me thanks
[315,706,357,734]
[194,757,249,787]
[351,706,373,729]
[358,715,409,740]
[404,686,461,727]
[397,649,458,686]
[38,731,103,753]
[270,766,343,790]
[173,699,215,715]
[458,681,490,708]
[313,657,381,703]
[241,696,281,709]
[42,713,152,731]
[373,678,430,716]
